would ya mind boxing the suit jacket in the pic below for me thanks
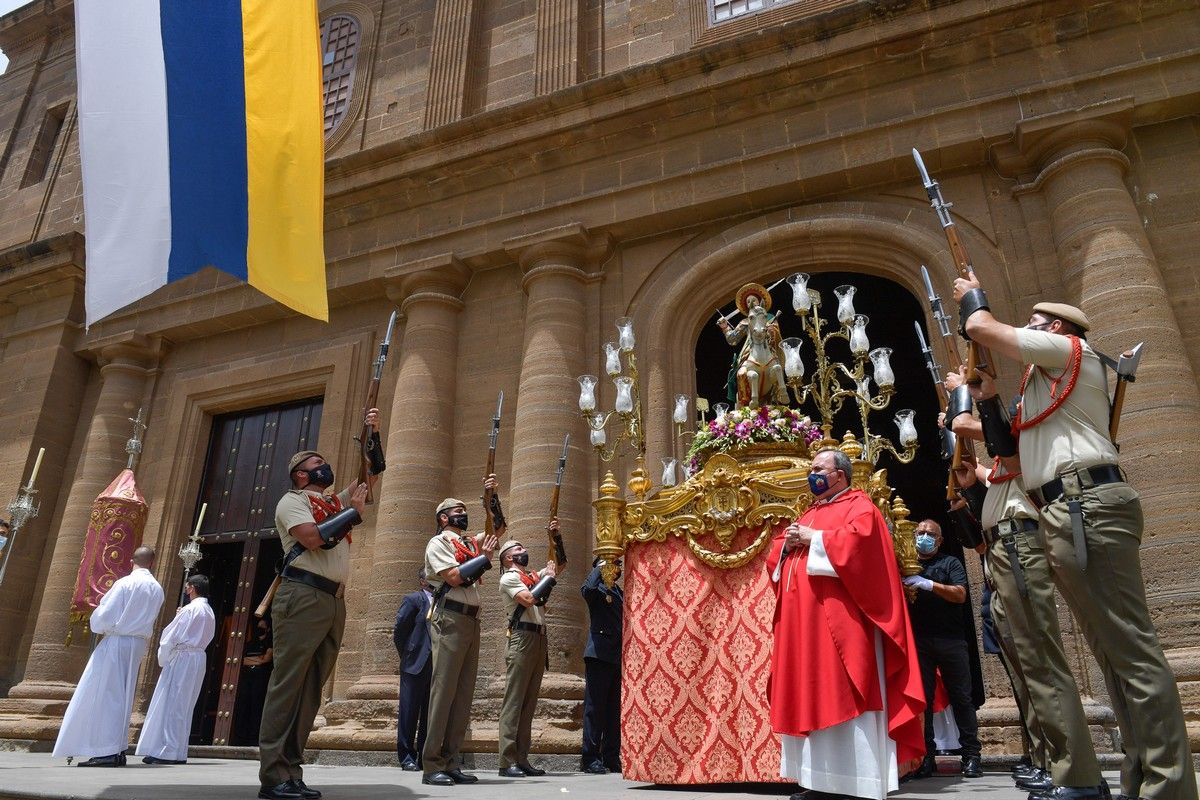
[392,590,432,675]
[581,566,623,665]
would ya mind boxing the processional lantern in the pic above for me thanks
[0,447,45,587]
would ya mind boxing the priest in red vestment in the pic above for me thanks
[766,447,926,800]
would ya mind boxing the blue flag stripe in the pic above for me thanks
[160,0,250,283]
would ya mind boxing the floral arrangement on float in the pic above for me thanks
[685,404,822,475]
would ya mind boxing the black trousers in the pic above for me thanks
[917,636,981,758]
[581,658,621,770]
[397,663,432,764]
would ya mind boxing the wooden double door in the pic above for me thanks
[186,397,323,747]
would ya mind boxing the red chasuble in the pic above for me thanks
[765,488,926,765]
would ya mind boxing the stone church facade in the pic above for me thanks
[0,0,1196,760]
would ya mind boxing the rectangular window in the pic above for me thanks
[711,0,772,23]
[20,104,68,188]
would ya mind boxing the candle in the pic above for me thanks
[192,502,208,537]
[26,447,45,488]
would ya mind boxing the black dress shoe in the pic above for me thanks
[258,783,302,800]
[962,756,983,778]
[141,756,186,765]
[1029,786,1103,800]
[399,757,421,771]
[447,768,479,784]
[289,779,321,799]
[422,772,455,786]
[1012,757,1034,774]
[603,761,621,774]
[499,765,527,777]
[518,763,546,776]
[915,754,935,778]
[1018,770,1055,792]
[582,760,608,774]
[78,753,126,767]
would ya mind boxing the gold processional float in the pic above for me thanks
[578,275,923,593]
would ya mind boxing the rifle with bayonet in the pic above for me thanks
[358,311,398,503]
[484,391,507,538]
[916,265,974,500]
[547,434,569,567]
[912,148,996,384]
[255,312,396,618]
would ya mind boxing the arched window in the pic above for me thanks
[320,14,360,139]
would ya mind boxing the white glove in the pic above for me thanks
[903,575,934,592]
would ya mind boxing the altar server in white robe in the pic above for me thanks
[54,546,164,767]
[136,573,216,764]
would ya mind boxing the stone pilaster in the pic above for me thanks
[534,0,581,96]
[424,0,479,129]
[341,257,471,706]
[2,332,164,727]
[502,225,608,680]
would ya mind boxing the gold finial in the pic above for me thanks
[839,431,863,460]
[599,471,620,498]
[627,456,651,499]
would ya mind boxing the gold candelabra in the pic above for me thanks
[781,274,918,466]
[577,316,652,501]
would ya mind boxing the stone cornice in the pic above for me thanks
[0,0,72,55]
[989,97,1135,182]
[0,231,84,304]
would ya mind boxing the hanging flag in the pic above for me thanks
[75,0,327,326]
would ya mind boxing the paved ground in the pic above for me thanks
[0,752,1135,800]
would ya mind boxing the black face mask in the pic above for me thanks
[446,512,469,530]
[305,464,334,488]
[511,552,529,567]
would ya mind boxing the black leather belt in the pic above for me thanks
[441,598,480,617]
[281,565,345,598]
[984,517,1038,545]
[513,621,544,634]
[1031,464,1124,508]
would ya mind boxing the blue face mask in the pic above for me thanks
[915,533,937,555]
[807,472,831,496]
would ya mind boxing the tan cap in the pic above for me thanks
[287,450,324,473]
[1032,302,1090,332]
[436,498,467,516]
[498,539,525,560]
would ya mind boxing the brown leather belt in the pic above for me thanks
[513,621,544,634]
[1030,464,1124,509]
[983,517,1038,545]
[441,598,480,617]
[281,565,345,598]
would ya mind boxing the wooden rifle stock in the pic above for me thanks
[547,434,569,566]
[357,311,398,503]
[255,577,279,618]
[484,392,505,538]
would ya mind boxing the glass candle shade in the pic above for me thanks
[868,348,895,388]
[788,273,812,313]
[614,376,635,414]
[661,458,678,488]
[713,402,729,423]
[578,375,598,412]
[589,413,607,447]
[673,394,690,425]
[834,284,857,325]
[604,343,622,377]
[849,315,870,355]
[895,409,918,447]
[616,317,636,352]
[780,337,805,379]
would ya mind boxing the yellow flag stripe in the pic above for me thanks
[242,0,328,321]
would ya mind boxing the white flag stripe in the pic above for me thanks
[76,0,172,326]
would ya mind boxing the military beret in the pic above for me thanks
[1032,302,1090,332]
[498,540,524,560]
[287,450,324,473]
[435,497,467,516]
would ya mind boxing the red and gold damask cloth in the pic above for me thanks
[67,469,148,643]
[621,521,789,783]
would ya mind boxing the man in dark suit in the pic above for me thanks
[393,568,433,771]
[580,558,623,774]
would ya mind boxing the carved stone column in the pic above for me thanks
[502,225,607,685]
[5,334,164,717]
[534,0,581,95]
[343,258,470,704]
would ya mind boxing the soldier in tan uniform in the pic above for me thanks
[496,526,561,778]
[421,479,500,786]
[955,283,1197,800]
[947,381,1102,797]
[258,408,379,800]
